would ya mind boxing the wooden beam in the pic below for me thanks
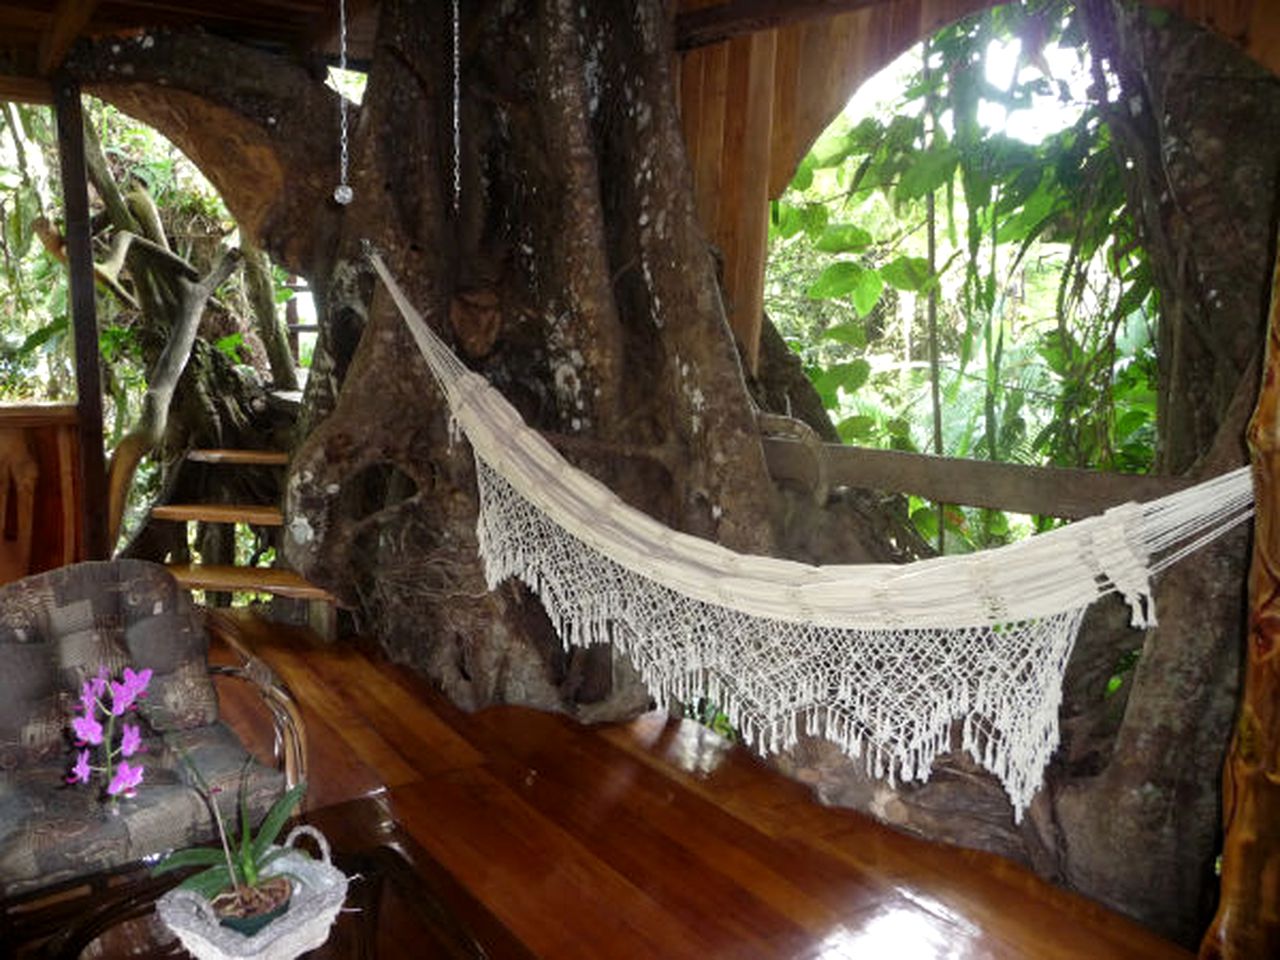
[762,437,1193,519]
[0,404,78,429]
[53,76,109,560]
[38,0,99,76]
[1198,229,1280,960]
[0,73,53,105]
[676,0,894,51]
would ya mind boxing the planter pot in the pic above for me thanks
[213,875,292,936]
[156,825,348,960]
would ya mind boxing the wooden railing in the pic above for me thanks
[762,436,1190,519]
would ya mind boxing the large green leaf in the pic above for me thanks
[879,256,933,292]
[812,360,872,404]
[802,203,829,239]
[806,262,884,317]
[151,847,227,875]
[813,224,873,254]
[791,153,815,191]
[1114,408,1151,441]
[822,319,867,347]
[897,145,960,201]
[836,415,877,444]
[771,201,805,239]
[178,865,234,897]
[250,780,308,863]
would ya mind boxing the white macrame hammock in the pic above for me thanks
[369,255,1254,819]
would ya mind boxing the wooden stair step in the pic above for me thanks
[166,563,336,602]
[187,448,290,466]
[151,503,284,526]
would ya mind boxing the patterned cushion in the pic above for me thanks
[0,721,284,897]
[0,561,286,896]
[124,613,219,731]
[0,561,219,771]
[0,642,60,770]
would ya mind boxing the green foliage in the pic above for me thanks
[766,0,1157,552]
[807,262,884,317]
[0,104,69,400]
[880,256,933,292]
[686,699,737,741]
[153,777,308,898]
[214,332,246,363]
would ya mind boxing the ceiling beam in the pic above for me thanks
[38,0,100,76]
[675,0,893,50]
[0,73,52,104]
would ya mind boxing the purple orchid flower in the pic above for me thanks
[120,723,143,758]
[107,759,144,797]
[66,749,92,784]
[109,667,152,716]
[72,710,104,746]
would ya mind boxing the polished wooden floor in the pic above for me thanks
[215,613,1192,960]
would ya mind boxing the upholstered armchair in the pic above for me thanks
[0,560,305,897]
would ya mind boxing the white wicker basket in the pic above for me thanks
[156,825,349,960]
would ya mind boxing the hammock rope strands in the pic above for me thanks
[369,254,1254,818]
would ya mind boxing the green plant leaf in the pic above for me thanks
[806,262,883,317]
[250,780,308,863]
[151,847,228,875]
[879,256,933,292]
[910,504,938,541]
[836,415,877,443]
[896,145,959,200]
[1114,408,1150,441]
[821,319,867,347]
[771,201,805,239]
[813,360,872,403]
[238,767,256,886]
[806,262,861,299]
[801,203,829,239]
[792,153,816,191]
[214,332,245,363]
[814,223,873,253]
[178,865,233,897]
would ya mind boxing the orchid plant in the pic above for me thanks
[67,664,153,799]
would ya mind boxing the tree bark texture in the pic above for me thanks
[1081,1,1280,477]
[282,0,788,717]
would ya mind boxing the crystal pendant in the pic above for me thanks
[333,184,354,205]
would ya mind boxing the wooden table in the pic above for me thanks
[1,795,532,959]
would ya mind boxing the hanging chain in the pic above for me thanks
[334,0,353,205]
[453,0,461,216]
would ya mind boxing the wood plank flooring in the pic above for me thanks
[215,612,1193,959]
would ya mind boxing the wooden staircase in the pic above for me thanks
[155,448,339,637]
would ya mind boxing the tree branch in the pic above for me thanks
[107,247,243,544]
[82,116,141,235]
[243,242,298,390]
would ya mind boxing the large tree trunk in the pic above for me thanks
[280,0,787,716]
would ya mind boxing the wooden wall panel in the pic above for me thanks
[0,406,80,584]
[713,31,776,368]
[765,0,990,199]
